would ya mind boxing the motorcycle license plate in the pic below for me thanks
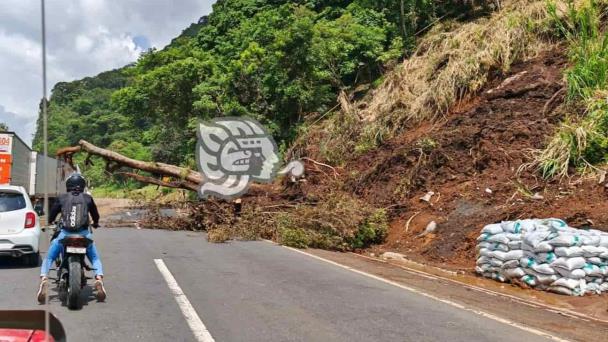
[66,247,86,254]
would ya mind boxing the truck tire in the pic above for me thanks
[66,256,82,310]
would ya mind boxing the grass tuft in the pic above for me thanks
[533,0,608,178]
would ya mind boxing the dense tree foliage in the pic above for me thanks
[34,0,479,188]
[0,122,8,132]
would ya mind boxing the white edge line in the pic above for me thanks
[265,238,601,324]
[154,259,215,342]
[277,245,570,342]
[351,252,602,323]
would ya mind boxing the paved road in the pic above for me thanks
[0,228,555,342]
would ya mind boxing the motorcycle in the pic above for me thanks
[48,223,94,310]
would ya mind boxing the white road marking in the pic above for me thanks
[154,259,215,342]
[352,252,602,323]
[278,245,570,342]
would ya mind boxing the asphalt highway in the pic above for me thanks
[0,228,556,341]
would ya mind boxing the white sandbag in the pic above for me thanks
[521,275,538,287]
[520,257,537,268]
[551,277,583,290]
[490,251,507,261]
[477,233,491,242]
[481,224,504,235]
[521,242,535,253]
[536,273,559,285]
[507,240,522,250]
[554,246,583,257]
[534,242,553,253]
[490,243,509,252]
[501,221,522,234]
[476,241,492,252]
[537,252,557,263]
[501,259,519,269]
[487,233,510,245]
[585,276,603,284]
[555,268,586,279]
[503,250,524,261]
[478,248,491,258]
[546,218,568,229]
[523,230,552,248]
[583,263,604,277]
[551,257,586,271]
[489,258,504,267]
[484,272,507,283]
[548,234,582,247]
[532,263,556,275]
[476,256,490,265]
[585,283,601,295]
[505,233,522,241]
[503,267,525,279]
[582,245,605,257]
[478,266,500,274]
[592,246,608,255]
[477,218,608,296]
[548,286,574,296]
[523,250,536,259]
[581,235,600,247]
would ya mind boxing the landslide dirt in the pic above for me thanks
[305,49,608,269]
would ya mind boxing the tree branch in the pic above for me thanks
[117,172,199,192]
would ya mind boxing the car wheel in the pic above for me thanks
[24,253,40,267]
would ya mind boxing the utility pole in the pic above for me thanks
[40,1,49,341]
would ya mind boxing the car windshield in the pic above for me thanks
[0,192,26,212]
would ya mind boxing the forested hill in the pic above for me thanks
[33,0,480,187]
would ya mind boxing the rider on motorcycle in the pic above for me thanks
[37,173,106,303]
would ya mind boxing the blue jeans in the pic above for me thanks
[40,228,104,277]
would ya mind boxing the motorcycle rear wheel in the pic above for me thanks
[66,256,82,310]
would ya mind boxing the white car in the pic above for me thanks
[0,185,41,266]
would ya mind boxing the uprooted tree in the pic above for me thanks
[57,140,203,192]
[55,139,300,197]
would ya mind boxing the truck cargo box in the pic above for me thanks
[30,152,73,197]
[0,132,71,199]
[0,132,32,192]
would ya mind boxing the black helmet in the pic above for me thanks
[66,173,86,192]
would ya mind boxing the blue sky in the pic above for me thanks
[0,0,215,146]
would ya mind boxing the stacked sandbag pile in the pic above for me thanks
[476,218,608,296]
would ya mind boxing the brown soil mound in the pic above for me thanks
[304,49,608,268]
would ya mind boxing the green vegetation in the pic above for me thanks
[304,0,555,164]
[34,0,487,190]
[274,195,388,250]
[535,0,608,178]
[0,122,8,131]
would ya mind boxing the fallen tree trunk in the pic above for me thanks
[57,140,203,184]
[56,139,276,195]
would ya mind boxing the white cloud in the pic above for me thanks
[0,0,215,145]
[0,105,34,145]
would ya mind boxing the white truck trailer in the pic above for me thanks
[0,131,72,200]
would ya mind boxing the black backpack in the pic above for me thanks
[61,192,89,231]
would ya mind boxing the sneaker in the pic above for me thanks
[94,278,106,302]
[37,277,48,304]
